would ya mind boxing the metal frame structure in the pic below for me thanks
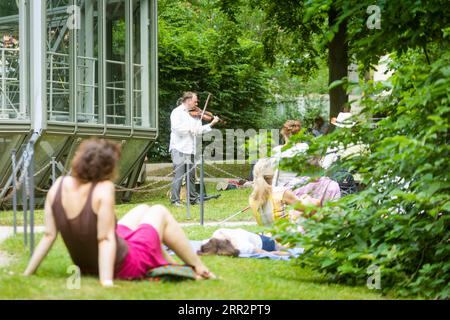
[0,0,159,206]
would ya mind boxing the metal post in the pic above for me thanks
[11,149,17,235]
[49,54,53,118]
[51,156,56,183]
[200,153,204,226]
[140,0,150,127]
[22,161,28,246]
[28,151,35,255]
[185,159,191,219]
[1,49,5,115]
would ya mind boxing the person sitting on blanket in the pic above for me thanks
[272,119,309,189]
[197,228,290,257]
[271,121,341,201]
[24,138,215,286]
[248,158,322,226]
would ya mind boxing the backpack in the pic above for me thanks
[330,169,358,196]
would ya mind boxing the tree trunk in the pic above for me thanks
[328,8,348,119]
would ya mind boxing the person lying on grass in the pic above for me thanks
[24,138,215,287]
[197,228,290,257]
[249,158,322,227]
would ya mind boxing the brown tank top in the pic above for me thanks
[52,176,128,275]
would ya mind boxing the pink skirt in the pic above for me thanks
[115,224,168,280]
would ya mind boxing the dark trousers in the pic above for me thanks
[170,150,198,203]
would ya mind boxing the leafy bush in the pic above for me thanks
[150,0,270,161]
[275,49,450,299]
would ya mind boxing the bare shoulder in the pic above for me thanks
[93,180,115,197]
[91,180,115,214]
[96,180,115,190]
[46,176,64,203]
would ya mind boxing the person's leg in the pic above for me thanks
[117,204,148,230]
[161,245,177,264]
[187,154,199,203]
[137,204,215,278]
[259,235,291,256]
[170,150,185,203]
[259,234,276,252]
[248,162,256,181]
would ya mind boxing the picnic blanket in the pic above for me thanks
[166,240,304,261]
[146,264,198,282]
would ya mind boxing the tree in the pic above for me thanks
[248,0,450,118]
[0,1,19,17]
[152,0,269,161]
[269,3,450,296]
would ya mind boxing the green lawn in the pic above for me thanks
[147,162,251,180]
[0,182,254,226]
[0,178,390,300]
[0,225,387,300]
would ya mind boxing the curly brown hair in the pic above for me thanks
[197,238,240,257]
[71,138,121,182]
[280,120,302,141]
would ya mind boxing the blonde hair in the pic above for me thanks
[249,158,275,210]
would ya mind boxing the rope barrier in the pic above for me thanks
[114,161,196,192]
[33,163,51,177]
[3,159,249,198]
[203,161,248,181]
[114,167,177,191]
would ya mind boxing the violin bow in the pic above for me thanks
[200,93,212,120]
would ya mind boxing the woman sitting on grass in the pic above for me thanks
[24,138,215,286]
[198,228,290,257]
[249,158,321,226]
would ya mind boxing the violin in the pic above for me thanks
[188,106,217,122]
[188,93,225,123]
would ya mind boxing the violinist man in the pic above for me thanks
[169,91,220,207]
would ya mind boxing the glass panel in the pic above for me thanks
[115,138,149,182]
[105,0,127,126]
[133,64,142,126]
[0,133,25,187]
[76,0,100,124]
[33,134,70,186]
[132,0,143,127]
[46,0,71,122]
[0,1,26,120]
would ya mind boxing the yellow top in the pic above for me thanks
[249,187,288,226]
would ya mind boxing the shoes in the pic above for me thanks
[204,194,221,201]
[216,180,228,191]
[190,195,221,205]
[171,201,183,207]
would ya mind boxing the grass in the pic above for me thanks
[0,182,254,226]
[147,162,251,180]
[0,225,387,300]
[0,175,390,300]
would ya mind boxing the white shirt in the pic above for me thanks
[272,143,309,188]
[169,103,212,154]
[211,228,262,255]
[320,143,368,170]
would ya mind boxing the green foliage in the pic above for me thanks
[275,49,450,299]
[253,0,450,75]
[151,0,270,161]
[0,0,19,17]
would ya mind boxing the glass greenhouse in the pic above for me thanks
[0,0,158,205]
